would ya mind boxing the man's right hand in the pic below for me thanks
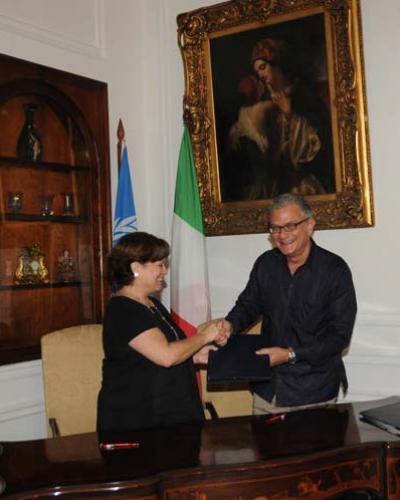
[198,318,233,346]
[213,318,233,346]
[220,319,233,336]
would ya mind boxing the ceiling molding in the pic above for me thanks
[0,0,105,58]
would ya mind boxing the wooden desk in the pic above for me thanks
[1,398,400,499]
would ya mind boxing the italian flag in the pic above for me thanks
[171,126,210,337]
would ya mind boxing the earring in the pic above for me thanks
[133,272,139,278]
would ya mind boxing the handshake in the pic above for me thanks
[193,319,232,365]
[198,318,232,346]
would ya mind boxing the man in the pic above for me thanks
[222,193,357,414]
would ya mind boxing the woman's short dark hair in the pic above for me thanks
[108,232,170,289]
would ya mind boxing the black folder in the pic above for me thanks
[360,402,400,436]
[207,335,271,384]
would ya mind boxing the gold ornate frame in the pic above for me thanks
[177,0,374,235]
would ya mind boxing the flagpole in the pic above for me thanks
[117,119,125,173]
[113,122,137,246]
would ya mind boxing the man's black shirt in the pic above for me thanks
[225,241,357,406]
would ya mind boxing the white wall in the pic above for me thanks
[0,0,399,440]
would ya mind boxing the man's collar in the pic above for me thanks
[303,238,316,267]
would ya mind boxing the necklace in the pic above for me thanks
[148,302,181,341]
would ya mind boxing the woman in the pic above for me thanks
[228,37,333,199]
[251,37,333,196]
[97,232,226,432]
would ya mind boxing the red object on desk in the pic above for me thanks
[265,414,286,425]
[99,442,140,450]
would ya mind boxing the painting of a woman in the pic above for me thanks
[213,15,336,202]
[227,37,334,200]
[178,0,373,234]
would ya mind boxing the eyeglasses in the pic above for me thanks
[268,217,310,234]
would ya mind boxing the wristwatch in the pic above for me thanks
[287,347,297,365]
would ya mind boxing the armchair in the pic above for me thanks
[40,324,103,437]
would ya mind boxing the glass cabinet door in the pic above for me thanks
[0,54,111,364]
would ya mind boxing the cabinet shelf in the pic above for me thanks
[0,281,90,291]
[0,155,90,172]
[2,213,86,223]
[0,53,111,365]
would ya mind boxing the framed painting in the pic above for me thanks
[177,0,374,235]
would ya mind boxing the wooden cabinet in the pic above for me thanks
[0,53,111,365]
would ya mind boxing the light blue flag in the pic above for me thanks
[113,144,137,245]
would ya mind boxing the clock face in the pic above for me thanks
[30,260,39,273]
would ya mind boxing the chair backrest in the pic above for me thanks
[41,324,103,437]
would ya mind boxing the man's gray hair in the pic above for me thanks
[268,193,313,219]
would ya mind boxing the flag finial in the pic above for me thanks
[117,119,126,172]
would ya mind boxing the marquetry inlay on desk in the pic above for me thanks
[1,397,399,499]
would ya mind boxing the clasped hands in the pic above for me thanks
[197,318,231,346]
[194,319,232,365]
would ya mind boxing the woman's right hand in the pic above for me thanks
[199,319,231,345]
[271,89,291,114]
[198,320,220,344]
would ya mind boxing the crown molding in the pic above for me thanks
[0,0,105,58]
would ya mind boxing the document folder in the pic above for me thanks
[360,402,400,436]
[207,335,271,384]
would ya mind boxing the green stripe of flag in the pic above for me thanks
[173,126,204,234]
